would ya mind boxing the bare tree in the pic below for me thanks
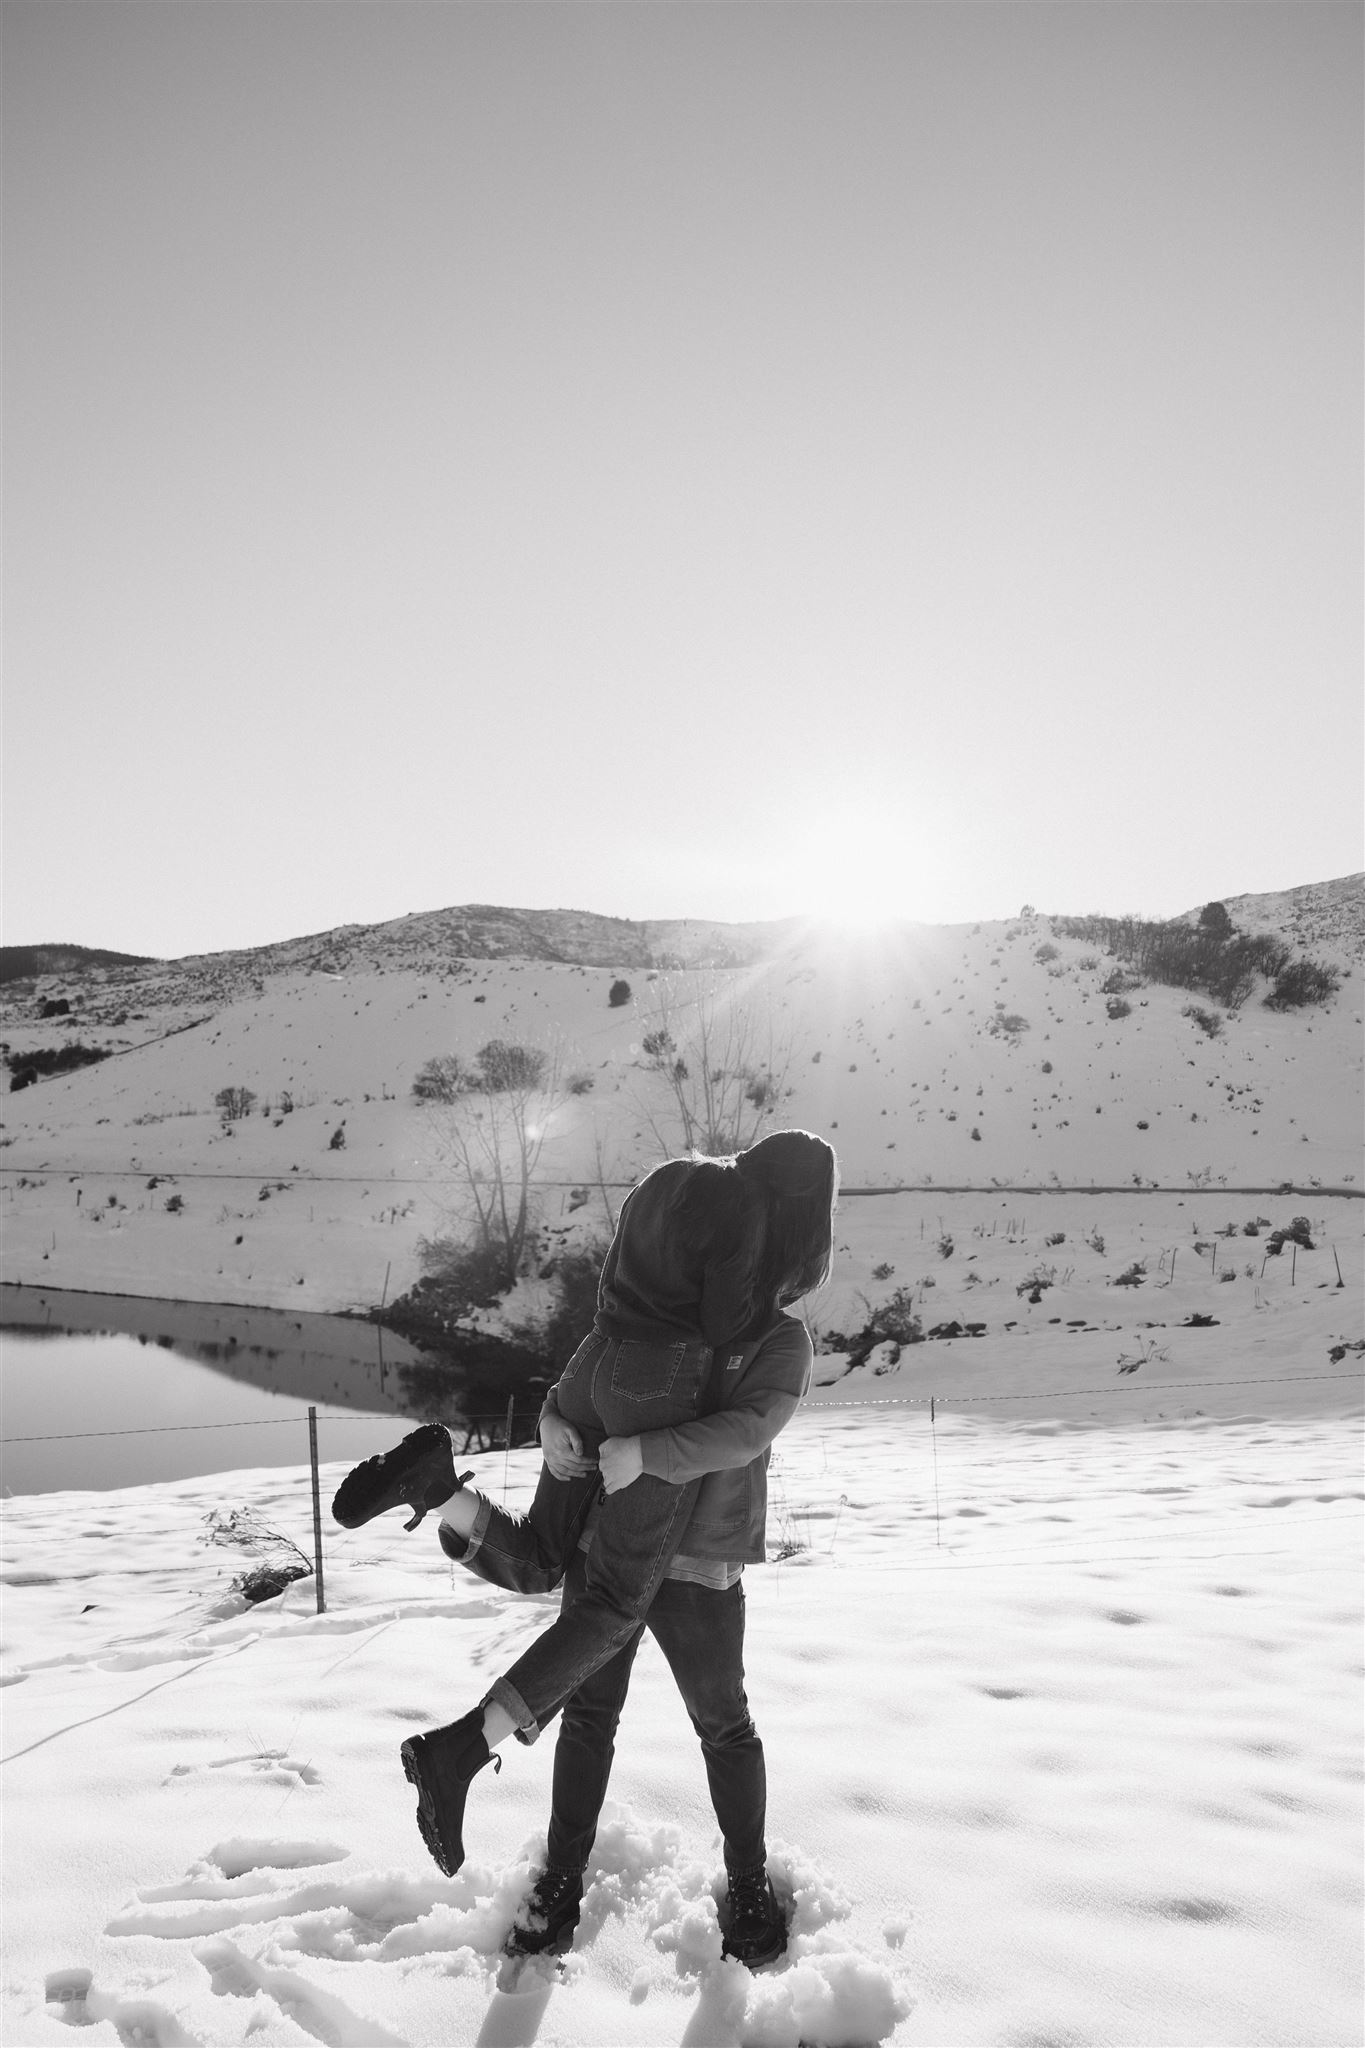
[425,1039,567,1288]
[589,1119,623,1235]
[635,972,794,1158]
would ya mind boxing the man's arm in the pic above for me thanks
[635,1318,812,1486]
[538,1399,598,1480]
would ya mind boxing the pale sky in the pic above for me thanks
[4,1,1361,959]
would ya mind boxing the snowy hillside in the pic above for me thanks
[0,881,1360,1315]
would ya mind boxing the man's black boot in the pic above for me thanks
[720,1868,787,1970]
[505,1868,584,1957]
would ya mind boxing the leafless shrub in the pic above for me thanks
[635,973,795,1156]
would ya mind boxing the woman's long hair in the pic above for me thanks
[673,1129,838,1321]
[737,1128,838,1308]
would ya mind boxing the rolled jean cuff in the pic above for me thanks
[438,1490,493,1563]
[484,1674,540,1745]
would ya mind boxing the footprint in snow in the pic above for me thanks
[44,1967,201,2046]
[99,1646,215,1673]
[107,1844,468,1946]
[194,1937,408,2046]
[135,1837,351,1899]
[166,1750,321,1789]
[97,1809,913,2045]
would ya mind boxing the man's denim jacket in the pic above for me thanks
[549,1312,812,1567]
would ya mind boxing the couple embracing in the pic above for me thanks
[333,1127,837,1970]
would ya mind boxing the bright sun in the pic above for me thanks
[775,806,952,932]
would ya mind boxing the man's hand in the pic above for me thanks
[539,1406,598,1481]
[599,1435,644,1495]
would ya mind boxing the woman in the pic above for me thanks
[333,1128,836,1967]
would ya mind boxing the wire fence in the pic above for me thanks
[6,1165,1361,1194]
[1,1370,1358,1655]
[2,1362,1361,1446]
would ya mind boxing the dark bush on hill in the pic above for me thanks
[1204,935,1292,1008]
[474,1041,548,1091]
[215,1086,257,1120]
[6,1042,111,1088]
[1264,1216,1314,1255]
[986,1011,1029,1041]
[1264,960,1340,1010]
[1052,913,1315,1011]
[821,1286,924,1369]
[411,1041,549,1104]
[1198,900,1233,937]
[411,1054,474,1102]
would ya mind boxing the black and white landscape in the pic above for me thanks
[1,882,1360,2046]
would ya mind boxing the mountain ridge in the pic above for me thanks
[4,874,1361,1017]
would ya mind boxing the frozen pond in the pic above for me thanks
[0,1285,537,1494]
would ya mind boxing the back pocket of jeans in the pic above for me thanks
[609,1339,689,1405]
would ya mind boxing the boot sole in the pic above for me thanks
[332,1427,454,1529]
[720,1894,789,1971]
[724,1936,787,1971]
[400,1736,462,1877]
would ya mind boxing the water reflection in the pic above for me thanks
[0,1285,545,1496]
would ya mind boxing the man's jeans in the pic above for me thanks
[485,1328,712,1739]
[544,1549,767,1880]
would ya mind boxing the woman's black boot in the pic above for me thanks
[332,1424,473,1532]
[400,1710,501,1875]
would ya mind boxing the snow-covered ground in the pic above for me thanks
[2,888,1361,2042]
[3,1326,1360,2047]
